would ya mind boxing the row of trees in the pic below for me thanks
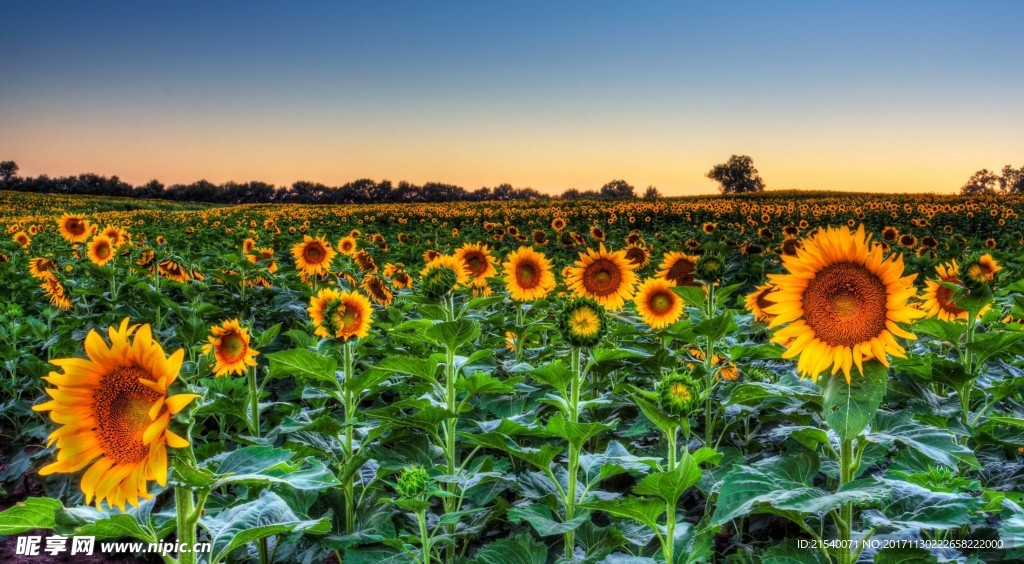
[0,155,764,204]
[961,165,1024,195]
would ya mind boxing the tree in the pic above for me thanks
[0,161,18,183]
[643,185,662,200]
[961,169,1000,195]
[1000,165,1024,193]
[599,179,636,199]
[706,155,765,194]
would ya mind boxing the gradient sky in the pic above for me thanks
[2,1,1022,195]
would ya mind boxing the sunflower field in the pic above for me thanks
[2,189,1024,563]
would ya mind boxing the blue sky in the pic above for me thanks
[1,1,1021,194]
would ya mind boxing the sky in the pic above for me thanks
[1,1,1022,196]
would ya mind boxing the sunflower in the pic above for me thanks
[656,252,699,287]
[658,372,696,416]
[963,253,1001,285]
[87,235,116,266]
[32,319,198,510]
[242,238,257,253]
[362,274,394,307]
[58,214,92,243]
[634,278,685,329]
[745,284,778,323]
[552,217,566,231]
[292,235,336,276]
[502,246,555,301]
[101,226,127,247]
[566,243,638,310]
[898,234,917,248]
[13,231,30,247]
[308,288,374,341]
[354,250,377,273]
[558,298,607,348]
[695,251,725,282]
[202,319,259,377]
[158,260,191,283]
[29,257,59,279]
[719,363,740,381]
[420,255,470,299]
[881,226,899,242]
[338,236,358,256]
[765,225,923,382]
[455,242,497,289]
[624,244,650,269]
[247,247,278,273]
[40,274,72,310]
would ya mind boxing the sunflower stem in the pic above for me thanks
[835,437,856,564]
[564,346,584,559]
[173,472,198,564]
[246,365,260,438]
[342,340,357,536]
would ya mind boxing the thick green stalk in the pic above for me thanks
[564,347,583,559]
[247,365,260,437]
[443,343,458,562]
[836,437,855,564]
[174,478,198,564]
[417,509,432,564]
[343,341,356,536]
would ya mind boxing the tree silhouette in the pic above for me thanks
[960,169,1000,195]
[643,186,662,200]
[706,155,765,194]
[0,161,18,183]
[599,179,636,199]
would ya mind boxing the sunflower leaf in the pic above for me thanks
[822,360,888,441]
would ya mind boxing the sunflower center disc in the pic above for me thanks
[93,366,162,465]
[585,259,621,296]
[518,263,537,285]
[650,292,673,314]
[221,333,247,360]
[802,261,888,347]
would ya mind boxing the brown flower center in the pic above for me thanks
[802,262,888,347]
[584,259,622,296]
[649,291,674,315]
[93,366,162,465]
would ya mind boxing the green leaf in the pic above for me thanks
[200,490,330,564]
[674,286,707,309]
[0,497,61,534]
[214,445,294,475]
[583,497,665,530]
[968,331,1024,367]
[525,361,573,396]
[822,360,887,441]
[266,348,338,385]
[508,503,589,536]
[1001,503,1024,549]
[912,318,965,344]
[867,412,978,468]
[473,533,548,564]
[591,348,651,364]
[692,315,737,342]
[632,392,680,436]
[712,449,817,525]
[633,454,703,507]
[372,356,439,383]
[55,506,156,542]
[425,319,481,350]
[870,546,937,563]
[862,479,982,530]
[546,413,614,450]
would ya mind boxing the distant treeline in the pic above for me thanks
[0,161,657,204]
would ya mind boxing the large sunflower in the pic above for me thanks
[744,283,778,323]
[502,246,556,301]
[919,261,989,321]
[765,225,923,382]
[455,242,497,289]
[566,243,638,310]
[87,235,116,266]
[656,252,699,287]
[292,235,336,276]
[308,288,374,341]
[58,214,92,243]
[202,319,260,376]
[32,319,198,510]
[419,255,470,299]
[634,278,685,329]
